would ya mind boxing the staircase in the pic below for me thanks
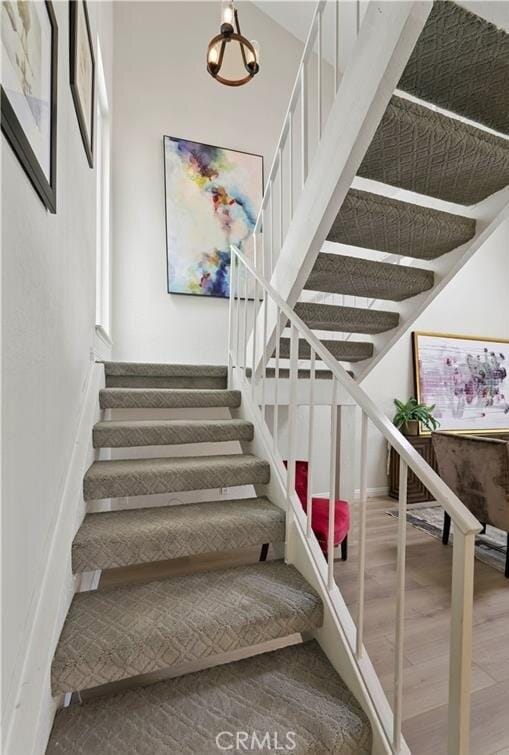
[46,362,372,754]
[262,0,508,380]
[44,3,505,753]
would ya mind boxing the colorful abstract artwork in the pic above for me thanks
[414,332,509,434]
[164,136,263,297]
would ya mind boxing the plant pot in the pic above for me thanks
[402,420,419,436]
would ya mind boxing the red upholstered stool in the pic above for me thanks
[260,460,350,561]
[305,496,350,558]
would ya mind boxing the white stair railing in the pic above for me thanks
[228,243,481,755]
[253,0,341,280]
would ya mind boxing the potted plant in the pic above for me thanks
[393,397,440,436]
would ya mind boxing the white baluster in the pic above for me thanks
[356,411,368,658]
[317,8,322,139]
[273,308,281,455]
[251,278,258,401]
[261,206,267,279]
[328,378,338,590]
[288,115,294,220]
[300,64,308,188]
[335,0,340,92]
[261,289,268,419]
[448,529,476,755]
[269,185,274,276]
[307,351,316,539]
[393,459,408,753]
[287,323,299,498]
[242,270,248,374]
[227,250,235,386]
[279,145,283,255]
[234,258,240,372]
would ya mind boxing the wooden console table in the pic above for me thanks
[389,435,437,502]
[389,432,508,503]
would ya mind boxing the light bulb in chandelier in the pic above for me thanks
[246,39,260,70]
[221,1,234,32]
[208,42,220,67]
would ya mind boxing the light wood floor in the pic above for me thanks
[336,497,509,755]
[100,496,509,755]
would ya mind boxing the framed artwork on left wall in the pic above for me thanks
[70,0,95,167]
[1,0,58,212]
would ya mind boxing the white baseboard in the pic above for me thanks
[4,362,104,755]
[354,486,389,500]
[315,486,389,501]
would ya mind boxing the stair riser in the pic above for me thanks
[305,273,434,301]
[72,502,285,572]
[93,424,254,448]
[301,318,397,334]
[99,390,241,410]
[104,363,227,379]
[106,375,227,389]
[83,464,270,501]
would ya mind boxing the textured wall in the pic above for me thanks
[111,1,304,364]
[1,2,113,748]
[362,220,509,490]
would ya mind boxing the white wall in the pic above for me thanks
[1,2,113,751]
[111,1,304,364]
[361,220,509,490]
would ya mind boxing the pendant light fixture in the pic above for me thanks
[207,1,260,87]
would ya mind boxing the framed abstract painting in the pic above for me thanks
[413,331,509,435]
[1,0,58,212]
[163,136,263,298]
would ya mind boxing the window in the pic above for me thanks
[95,41,111,339]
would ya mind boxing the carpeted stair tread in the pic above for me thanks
[47,640,371,754]
[72,497,284,572]
[399,2,509,135]
[103,362,227,389]
[295,301,399,334]
[99,387,241,409]
[51,561,323,694]
[93,419,254,448]
[83,454,270,501]
[328,188,476,259]
[279,337,373,363]
[103,362,228,378]
[358,95,509,205]
[306,253,434,301]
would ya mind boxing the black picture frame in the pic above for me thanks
[69,0,95,168]
[1,1,58,213]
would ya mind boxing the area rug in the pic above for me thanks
[387,504,507,574]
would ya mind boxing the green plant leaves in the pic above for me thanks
[392,396,440,431]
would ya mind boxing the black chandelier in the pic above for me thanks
[207,1,260,87]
